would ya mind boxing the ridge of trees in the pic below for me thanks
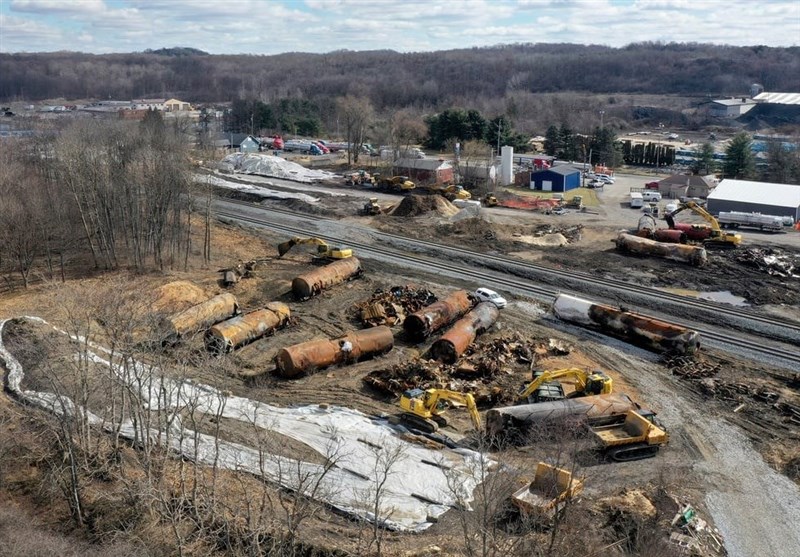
[2,43,798,108]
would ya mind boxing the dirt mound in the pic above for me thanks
[390,194,459,217]
[435,217,497,241]
[152,281,207,314]
[277,198,330,215]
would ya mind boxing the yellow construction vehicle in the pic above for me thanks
[360,197,381,216]
[511,462,585,519]
[591,410,669,461]
[665,201,742,248]
[517,368,613,404]
[277,237,353,261]
[564,195,583,209]
[483,193,499,207]
[375,174,416,193]
[424,184,472,201]
[398,388,481,433]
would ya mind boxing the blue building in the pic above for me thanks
[530,166,581,192]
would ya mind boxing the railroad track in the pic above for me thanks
[214,199,800,369]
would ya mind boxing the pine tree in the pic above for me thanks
[723,132,756,179]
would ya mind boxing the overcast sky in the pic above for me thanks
[1,0,798,54]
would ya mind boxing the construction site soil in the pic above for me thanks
[1,187,799,556]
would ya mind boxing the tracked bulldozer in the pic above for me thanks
[277,237,353,262]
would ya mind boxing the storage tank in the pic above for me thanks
[291,257,362,300]
[162,293,239,343]
[205,302,291,354]
[616,232,706,266]
[275,326,394,378]
[486,393,641,443]
[429,302,499,363]
[552,294,700,354]
[403,290,474,340]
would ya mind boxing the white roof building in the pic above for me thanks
[753,92,800,105]
[707,179,800,222]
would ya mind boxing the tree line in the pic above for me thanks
[3,43,798,110]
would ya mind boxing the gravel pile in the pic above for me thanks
[219,153,337,183]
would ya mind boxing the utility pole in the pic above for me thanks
[599,110,605,129]
[496,120,502,155]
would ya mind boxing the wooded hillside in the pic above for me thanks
[2,43,798,108]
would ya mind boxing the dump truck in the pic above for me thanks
[592,410,669,462]
[511,462,584,518]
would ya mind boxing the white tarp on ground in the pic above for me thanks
[220,153,337,183]
[0,317,488,532]
[195,174,320,203]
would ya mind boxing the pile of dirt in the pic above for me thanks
[435,217,498,241]
[390,194,460,217]
[152,281,208,314]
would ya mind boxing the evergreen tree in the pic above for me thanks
[764,141,800,185]
[544,125,559,156]
[723,132,756,179]
[691,142,717,175]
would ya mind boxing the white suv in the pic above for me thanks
[474,288,507,309]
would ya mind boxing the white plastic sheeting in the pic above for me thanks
[196,174,320,203]
[219,153,337,183]
[0,317,488,532]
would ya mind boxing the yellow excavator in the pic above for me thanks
[665,201,742,248]
[398,388,481,433]
[277,237,353,261]
[517,368,613,404]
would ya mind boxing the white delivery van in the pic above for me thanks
[630,192,644,208]
[642,191,662,202]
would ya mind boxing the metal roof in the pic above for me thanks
[708,179,800,208]
[393,158,452,171]
[713,98,756,106]
[533,165,580,176]
[753,92,800,105]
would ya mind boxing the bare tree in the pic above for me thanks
[336,95,374,166]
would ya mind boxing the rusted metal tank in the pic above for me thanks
[162,293,239,343]
[552,294,700,355]
[275,325,394,378]
[403,290,474,340]
[616,232,707,267]
[653,229,687,244]
[486,393,641,442]
[292,257,362,300]
[205,302,291,354]
[429,302,499,363]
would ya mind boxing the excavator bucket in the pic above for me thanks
[277,238,297,257]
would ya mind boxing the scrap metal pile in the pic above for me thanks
[732,247,799,278]
[531,223,584,243]
[364,333,562,406]
[352,285,438,328]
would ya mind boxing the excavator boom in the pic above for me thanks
[518,368,613,404]
[665,202,742,247]
[398,388,481,432]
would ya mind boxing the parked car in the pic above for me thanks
[587,180,605,189]
[552,207,568,215]
[645,181,660,190]
[474,288,507,309]
[596,174,615,184]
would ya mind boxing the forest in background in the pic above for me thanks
[3,43,798,111]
